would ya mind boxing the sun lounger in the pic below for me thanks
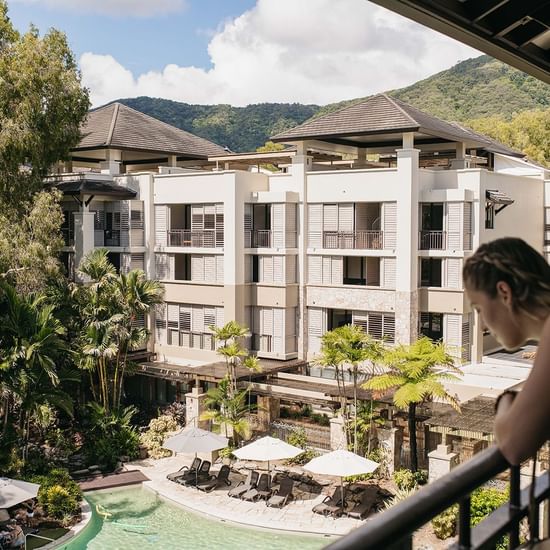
[228,470,259,499]
[166,457,201,482]
[196,465,232,493]
[312,486,346,517]
[242,473,271,501]
[178,460,211,486]
[346,486,377,520]
[266,476,293,508]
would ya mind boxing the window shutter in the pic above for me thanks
[382,257,396,289]
[119,202,130,247]
[215,203,224,247]
[245,255,252,283]
[244,204,253,247]
[285,204,297,247]
[273,256,284,284]
[154,303,166,344]
[215,307,224,329]
[307,307,324,354]
[446,203,461,249]
[216,255,224,283]
[383,314,395,343]
[352,311,368,333]
[130,200,145,246]
[167,303,179,345]
[331,256,343,285]
[461,314,471,362]
[273,308,284,352]
[463,203,472,250]
[261,256,273,283]
[204,307,216,332]
[261,308,273,334]
[367,313,383,340]
[191,205,203,230]
[308,256,322,284]
[192,306,204,333]
[204,255,216,283]
[286,255,297,283]
[130,253,144,272]
[272,204,284,248]
[446,258,462,289]
[322,256,332,284]
[355,203,368,231]
[180,306,191,332]
[191,255,204,282]
[382,202,397,249]
[155,205,168,246]
[445,314,462,355]
[338,204,354,231]
[323,204,338,231]
[155,254,168,280]
[366,257,381,286]
[308,204,322,248]
[121,254,131,274]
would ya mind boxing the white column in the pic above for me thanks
[428,444,459,482]
[185,387,209,429]
[451,142,467,169]
[330,416,347,450]
[74,209,95,281]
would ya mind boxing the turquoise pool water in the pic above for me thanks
[59,487,329,549]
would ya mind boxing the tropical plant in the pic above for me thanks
[363,337,462,472]
[140,414,179,459]
[76,249,163,411]
[32,468,82,520]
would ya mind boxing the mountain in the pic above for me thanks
[117,55,550,153]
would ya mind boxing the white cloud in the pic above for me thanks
[80,0,480,107]
[12,0,187,17]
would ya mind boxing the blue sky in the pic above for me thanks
[8,0,480,107]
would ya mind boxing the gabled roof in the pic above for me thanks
[76,103,226,159]
[271,94,524,157]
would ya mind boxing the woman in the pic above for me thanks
[463,237,550,465]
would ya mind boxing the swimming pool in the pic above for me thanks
[58,486,328,549]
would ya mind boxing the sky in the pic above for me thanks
[8,0,481,108]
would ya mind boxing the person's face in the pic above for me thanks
[466,282,525,350]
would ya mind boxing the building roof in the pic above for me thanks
[271,94,523,157]
[426,396,496,435]
[76,103,226,159]
[54,178,137,200]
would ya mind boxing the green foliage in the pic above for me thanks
[287,427,307,449]
[218,446,236,460]
[32,468,82,520]
[383,486,417,509]
[393,469,417,491]
[432,504,458,539]
[285,448,318,466]
[140,414,179,459]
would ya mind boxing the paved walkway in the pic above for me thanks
[127,455,365,537]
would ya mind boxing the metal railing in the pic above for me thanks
[252,334,273,353]
[167,229,223,248]
[419,230,446,250]
[25,533,55,549]
[316,230,383,249]
[244,230,297,248]
[104,229,121,246]
[271,420,331,450]
[327,445,550,550]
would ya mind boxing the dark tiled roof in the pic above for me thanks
[77,103,226,158]
[426,396,496,434]
[272,94,525,158]
[55,178,137,199]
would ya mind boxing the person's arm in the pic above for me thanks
[494,316,550,465]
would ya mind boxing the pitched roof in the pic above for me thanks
[271,94,524,157]
[76,103,226,158]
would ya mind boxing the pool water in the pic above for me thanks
[59,487,328,549]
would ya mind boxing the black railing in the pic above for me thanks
[327,445,550,550]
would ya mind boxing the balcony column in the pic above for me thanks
[185,386,209,429]
[73,204,95,282]
[395,145,420,345]
[330,415,348,450]
[428,444,458,483]
[451,142,467,169]
[377,424,403,475]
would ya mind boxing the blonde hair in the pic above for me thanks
[463,238,550,318]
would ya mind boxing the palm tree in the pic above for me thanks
[363,336,462,472]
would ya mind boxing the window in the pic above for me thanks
[174,254,191,281]
[419,313,443,341]
[485,203,495,229]
[343,257,365,285]
[252,255,259,283]
[421,203,444,231]
[420,258,442,287]
[327,309,352,330]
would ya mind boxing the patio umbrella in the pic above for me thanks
[163,427,229,487]
[0,478,40,509]
[303,450,379,513]
[232,436,302,487]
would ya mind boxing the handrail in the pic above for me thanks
[326,446,508,550]
[25,532,55,549]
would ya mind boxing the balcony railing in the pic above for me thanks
[419,230,446,250]
[252,334,273,353]
[167,229,223,248]
[61,228,74,246]
[168,330,217,350]
[104,229,121,247]
[244,230,297,248]
[327,445,550,550]
[314,230,383,250]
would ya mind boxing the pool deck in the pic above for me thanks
[126,455,366,537]
[79,470,150,491]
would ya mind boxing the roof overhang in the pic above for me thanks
[52,179,137,201]
[369,0,550,85]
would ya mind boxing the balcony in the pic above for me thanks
[104,229,121,247]
[168,330,217,350]
[167,229,223,248]
[61,228,74,247]
[244,230,297,248]
[311,230,384,250]
[327,445,548,550]
[252,334,273,353]
[419,230,446,250]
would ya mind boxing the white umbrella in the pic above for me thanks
[232,436,302,487]
[0,478,40,509]
[163,427,229,487]
[304,450,379,513]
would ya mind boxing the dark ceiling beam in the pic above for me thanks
[504,20,547,47]
[485,0,550,36]
[464,0,508,23]
[532,5,550,26]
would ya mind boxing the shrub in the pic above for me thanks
[287,428,307,449]
[140,415,179,459]
[162,402,186,426]
[285,449,319,466]
[32,468,82,520]
[432,504,458,539]
[383,486,417,509]
[393,469,417,491]
[218,446,236,460]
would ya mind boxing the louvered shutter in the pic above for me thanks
[285,204,297,247]
[154,303,166,344]
[168,254,175,280]
[155,205,168,246]
[322,256,332,285]
[446,258,462,289]
[130,200,145,246]
[273,308,284,353]
[262,256,273,284]
[352,311,368,333]
[308,256,322,284]
[215,307,224,329]
[331,256,343,285]
[167,304,179,346]
[382,257,396,289]
[382,203,397,249]
[446,203,461,249]
[366,257,380,286]
[91,201,105,246]
[204,307,216,332]
[192,306,204,333]
[338,204,354,231]
[383,314,395,343]
[355,203,368,231]
[273,256,284,284]
[215,204,224,247]
[204,255,216,283]
[368,313,383,340]
[119,202,130,247]
[272,204,284,248]
[445,314,462,356]
[121,254,131,274]
[216,255,224,283]
[461,314,471,362]
[191,205,203,230]
[307,307,324,353]
[203,205,215,247]
[244,204,253,247]
[463,203,472,250]
[245,255,252,283]
[155,254,168,280]
[323,204,338,231]
[130,253,144,272]
[191,255,204,282]
[180,305,191,348]
[308,204,322,248]
[286,255,297,283]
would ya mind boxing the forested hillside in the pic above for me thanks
[117,55,550,162]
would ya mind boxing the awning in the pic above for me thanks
[486,189,514,205]
[55,179,137,201]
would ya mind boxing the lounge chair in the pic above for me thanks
[346,486,377,520]
[242,473,271,501]
[166,457,201,482]
[266,476,294,508]
[228,470,259,499]
[178,460,211,486]
[196,465,232,492]
[312,486,347,517]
